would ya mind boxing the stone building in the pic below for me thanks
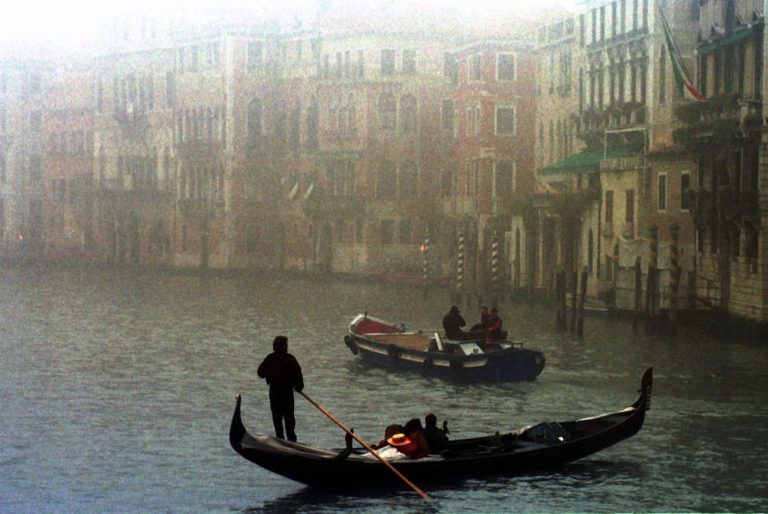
[450,39,537,294]
[530,0,701,310]
[43,65,95,261]
[678,0,766,320]
[0,54,49,260]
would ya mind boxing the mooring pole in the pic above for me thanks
[576,265,588,339]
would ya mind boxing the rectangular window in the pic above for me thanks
[30,155,43,182]
[592,9,597,43]
[626,189,635,222]
[496,53,516,81]
[495,105,515,134]
[466,160,480,195]
[30,74,41,94]
[642,0,648,28]
[681,172,691,210]
[30,110,42,131]
[380,220,394,244]
[381,49,395,75]
[165,72,175,108]
[441,165,455,196]
[579,14,585,46]
[632,0,638,30]
[403,49,416,74]
[344,50,350,77]
[611,2,617,37]
[399,219,412,244]
[600,6,605,40]
[605,190,614,223]
[357,50,364,77]
[441,100,454,130]
[657,174,667,210]
[469,55,482,81]
[189,46,198,71]
[620,0,626,33]
[248,42,263,71]
[494,160,515,196]
[444,52,458,83]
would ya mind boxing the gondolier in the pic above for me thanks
[257,335,304,442]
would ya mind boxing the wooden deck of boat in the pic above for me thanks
[368,332,433,351]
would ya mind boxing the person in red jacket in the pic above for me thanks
[257,335,304,442]
[487,308,503,339]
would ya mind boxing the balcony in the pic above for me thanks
[577,102,646,148]
[674,94,763,145]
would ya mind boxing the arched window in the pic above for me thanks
[307,96,318,148]
[274,101,287,144]
[725,0,736,32]
[398,161,418,199]
[162,146,171,190]
[329,95,338,132]
[247,99,262,139]
[400,94,417,132]
[338,95,347,132]
[290,101,301,147]
[659,47,666,103]
[377,160,396,199]
[206,107,214,141]
[347,93,356,131]
[379,93,396,129]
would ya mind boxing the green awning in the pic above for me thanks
[539,145,637,176]
[699,25,755,55]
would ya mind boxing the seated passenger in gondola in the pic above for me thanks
[374,424,405,449]
[403,418,430,458]
[386,433,423,459]
[422,413,450,454]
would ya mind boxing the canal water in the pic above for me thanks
[1,266,767,513]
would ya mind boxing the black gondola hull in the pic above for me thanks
[230,368,652,491]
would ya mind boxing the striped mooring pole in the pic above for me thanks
[421,233,430,291]
[491,231,500,302]
[669,224,680,322]
[456,228,465,302]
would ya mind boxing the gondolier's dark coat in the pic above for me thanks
[257,352,304,391]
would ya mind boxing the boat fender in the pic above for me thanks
[421,357,433,376]
[344,335,358,355]
[387,344,400,362]
[449,359,464,375]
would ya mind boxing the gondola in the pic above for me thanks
[229,367,652,490]
[343,313,545,382]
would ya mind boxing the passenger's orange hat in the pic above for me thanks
[387,433,413,447]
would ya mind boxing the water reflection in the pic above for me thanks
[245,488,441,514]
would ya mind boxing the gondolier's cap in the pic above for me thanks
[387,433,413,447]
[450,305,459,313]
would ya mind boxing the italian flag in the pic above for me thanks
[660,7,705,101]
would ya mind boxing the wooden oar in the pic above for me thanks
[298,391,429,500]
